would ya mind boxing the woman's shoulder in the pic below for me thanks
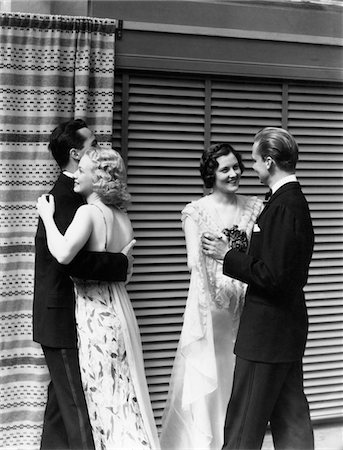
[237,194,264,229]
[181,196,209,217]
[75,203,94,217]
[237,194,263,209]
[79,202,107,218]
[183,195,212,209]
[110,205,131,222]
[81,203,117,228]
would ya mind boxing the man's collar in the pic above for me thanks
[62,170,74,179]
[271,174,297,194]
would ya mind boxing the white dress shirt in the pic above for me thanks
[271,174,298,195]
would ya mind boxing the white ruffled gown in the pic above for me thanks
[160,195,263,450]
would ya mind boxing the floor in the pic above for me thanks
[262,423,343,450]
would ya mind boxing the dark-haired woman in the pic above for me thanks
[160,144,263,450]
[37,146,160,450]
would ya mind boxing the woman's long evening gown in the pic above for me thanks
[160,195,263,450]
[73,207,160,450]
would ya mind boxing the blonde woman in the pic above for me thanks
[37,146,160,450]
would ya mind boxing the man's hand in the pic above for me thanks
[201,232,229,260]
[121,239,136,282]
[121,239,136,256]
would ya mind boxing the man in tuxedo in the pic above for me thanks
[201,127,314,449]
[33,119,131,449]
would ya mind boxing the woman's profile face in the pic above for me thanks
[74,154,94,196]
[213,152,242,194]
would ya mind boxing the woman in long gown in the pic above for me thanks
[160,143,263,450]
[37,146,160,450]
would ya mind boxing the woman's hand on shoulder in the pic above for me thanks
[36,194,55,221]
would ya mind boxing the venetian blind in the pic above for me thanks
[210,79,283,196]
[114,74,206,424]
[288,83,343,421]
[113,73,343,426]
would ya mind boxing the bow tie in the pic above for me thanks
[264,189,273,201]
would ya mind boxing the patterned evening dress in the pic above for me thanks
[160,194,263,450]
[73,207,160,450]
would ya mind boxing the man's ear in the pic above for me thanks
[265,156,274,170]
[70,148,81,161]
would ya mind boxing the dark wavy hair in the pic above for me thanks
[48,119,88,169]
[200,143,245,189]
[254,127,298,172]
[85,146,131,210]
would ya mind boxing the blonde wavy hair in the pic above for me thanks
[85,146,131,210]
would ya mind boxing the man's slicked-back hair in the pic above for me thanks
[48,119,88,169]
[254,127,298,172]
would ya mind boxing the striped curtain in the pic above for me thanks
[0,13,116,448]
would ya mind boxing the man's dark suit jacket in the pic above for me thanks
[33,173,128,348]
[223,182,314,363]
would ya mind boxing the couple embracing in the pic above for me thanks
[33,119,160,450]
[161,128,314,450]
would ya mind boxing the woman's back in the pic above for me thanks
[85,202,134,253]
